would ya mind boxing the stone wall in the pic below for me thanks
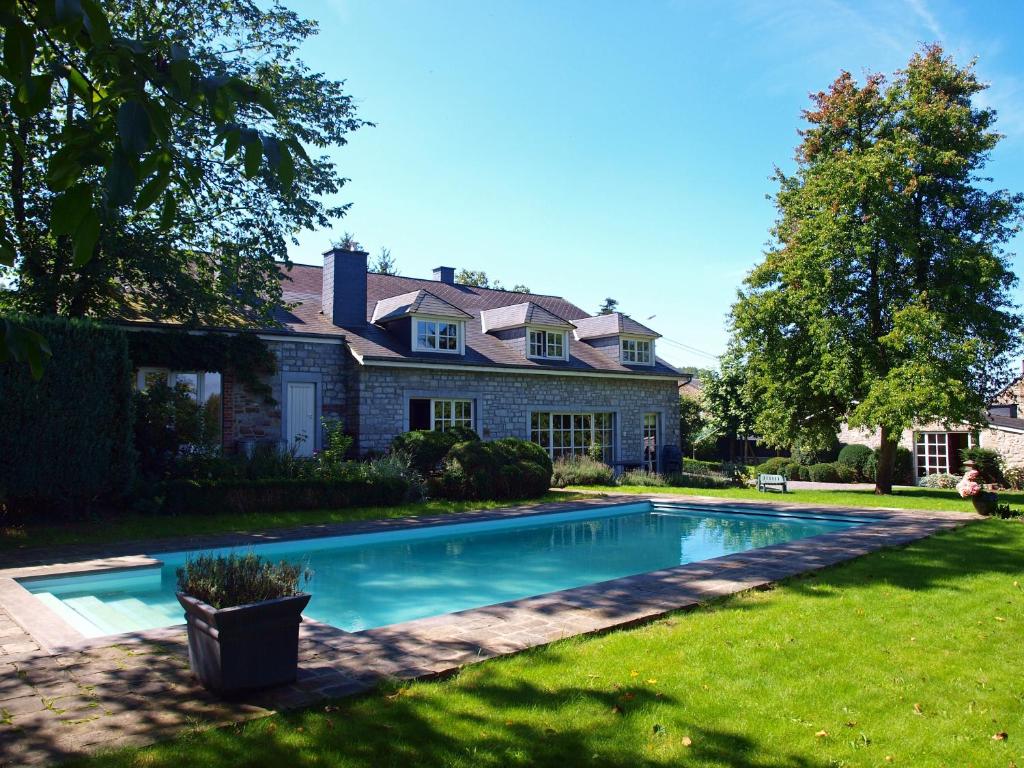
[355,364,680,461]
[223,338,349,452]
[838,420,1024,471]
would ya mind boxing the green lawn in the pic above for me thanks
[0,493,588,553]
[74,517,1023,768]
[578,483,1024,513]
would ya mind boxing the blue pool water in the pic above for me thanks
[20,502,864,638]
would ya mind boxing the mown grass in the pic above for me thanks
[0,493,589,553]
[576,483,1024,513]
[72,518,1023,768]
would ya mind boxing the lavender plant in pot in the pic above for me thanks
[176,553,311,695]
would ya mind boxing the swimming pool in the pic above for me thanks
[19,502,867,638]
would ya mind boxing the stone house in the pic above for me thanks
[134,247,681,469]
[838,372,1024,478]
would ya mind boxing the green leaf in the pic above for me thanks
[135,173,169,211]
[55,0,84,33]
[65,65,92,105]
[117,100,151,155]
[14,74,53,117]
[46,148,83,191]
[50,184,92,236]
[72,207,100,267]
[1,320,52,380]
[243,137,262,178]
[222,127,242,160]
[277,144,295,189]
[0,230,15,266]
[3,17,35,79]
[159,191,177,229]
[104,152,136,206]
[80,0,112,45]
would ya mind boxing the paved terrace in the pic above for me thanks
[0,494,975,766]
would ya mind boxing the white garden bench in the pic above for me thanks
[757,473,788,493]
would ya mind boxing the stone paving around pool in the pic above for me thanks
[0,494,976,767]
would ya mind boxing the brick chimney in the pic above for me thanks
[322,246,369,327]
[433,266,455,285]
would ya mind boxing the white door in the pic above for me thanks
[286,382,316,457]
[643,413,659,472]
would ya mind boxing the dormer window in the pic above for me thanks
[528,328,567,361]
[620,336,653,365]
[414,317,463,354]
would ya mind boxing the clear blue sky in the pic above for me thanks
[286,0,1024,369]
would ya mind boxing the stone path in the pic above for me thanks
[0,495,976,767]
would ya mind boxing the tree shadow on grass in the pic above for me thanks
[68,672,828,768]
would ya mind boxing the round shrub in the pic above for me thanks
[437,437,552,500]
[755,457,790,475]
[782,461,803,480]
[390,426,479,475]
[807,463,840,483]
[837,444,874,479]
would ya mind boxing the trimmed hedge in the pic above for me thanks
[0,316,135,517]
[161,476,411,516]
[807,462,840,483]
[435,438,553,500]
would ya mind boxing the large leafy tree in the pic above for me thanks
[731,45,1023,493]
[0,1,366,373]
[701,348,756,463]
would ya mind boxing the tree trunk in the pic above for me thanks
[874,427,897,495]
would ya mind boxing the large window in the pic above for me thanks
[620,337,653,365]
[409,398,473,432]
[530,411,614,462]
[527,328,567,360]
[915,431,974,477]
[414,318,462,353]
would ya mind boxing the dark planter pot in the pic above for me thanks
[177,592,311,696]
[972,491,999,516]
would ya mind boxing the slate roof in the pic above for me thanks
[370,289,472,324]
[985,413,1024,433]
[573,313,661,340]
[274,263,679,377]
[479,302,576,332]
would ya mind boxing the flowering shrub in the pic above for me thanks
[917,472,960,489]
[956,468,981,498]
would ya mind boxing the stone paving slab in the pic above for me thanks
[0,495,979,766]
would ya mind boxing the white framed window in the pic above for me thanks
[642,413,659,471]
[620,336,653,365]
[409,397,474,432]
[527,328,567,360]
[135,368,222,404]
[530,411,614,463]
[414,317,463,354]
[433,399,473,431]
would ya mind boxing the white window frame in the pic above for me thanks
[530,411,614,463]
[413,316,464,355]
[432,398,474,431]
[642,412,659,471]
[135,368,221,403]
[620,335,654,366]
[527,327,568,361]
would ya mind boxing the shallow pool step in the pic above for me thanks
[34,593,107,639]
[61,596,141,636]
[106,597,179,629]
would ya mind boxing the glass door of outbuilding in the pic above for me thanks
[643,413,659,472]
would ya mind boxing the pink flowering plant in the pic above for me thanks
[956,468,982,498]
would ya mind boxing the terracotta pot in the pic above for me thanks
[177,592,311,695]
